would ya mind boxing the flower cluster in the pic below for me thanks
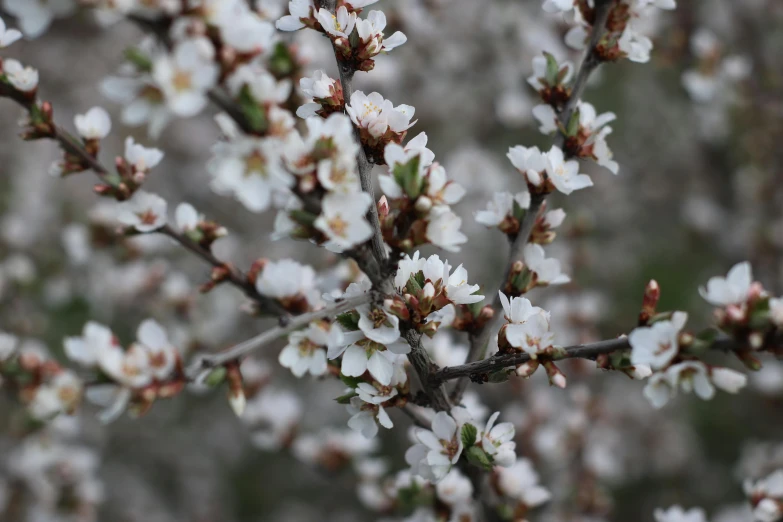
[65,320,182,422]
[507,144,593,196]
[277,0,406,71]
[546,0,677,63]
[745,469,783,522]
[379,135,468,252]
[296,69,345,118]
[346,91,417,161]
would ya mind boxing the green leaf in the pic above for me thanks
[406,272,424,295]
[466,446,494,471]
[237,85,268,134]
[392,156,423,199]
[461,423,478,449]
[544,52,559,85]
[268,42,295,77]
[336,310,360,331]
[349,27,361,49]
[204,367,227,387]
[124,47,153,72]
[289,209,318,227]
[566,107,581,137]
[335,392,357,404]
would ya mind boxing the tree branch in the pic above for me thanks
[452,0,614,403]
[0,91,287,316]
[434,334,744,386]
[186,292,372,378]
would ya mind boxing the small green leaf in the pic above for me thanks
[392,156,423,199]
[335,392,357,404]
[461,423,478,449]
[406,272,424,295]
[204,367,227,387]
[544,52,559,85]
[466,446,494,471]
[289,209,318,227]
[124,47,153,72]
[566,107,581,137]
[349,27,361,49]
[336,310,360,331]
[339,374,364,388]
[268,42,295,77]
[237,85,268,134]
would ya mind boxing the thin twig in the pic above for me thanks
[0,91,287,315]
[452,0,614,403]
[434,335,742,386]
[186,292,372,377]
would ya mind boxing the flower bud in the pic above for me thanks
[414,196,432,213]
[515,359,539,377]
[542,360,566,389]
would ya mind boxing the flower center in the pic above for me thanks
[327,215,349,237]
[172,70,193,93]
[137,210,159,226]
[244,150,268,177]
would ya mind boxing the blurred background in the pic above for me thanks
[1,0,783,520]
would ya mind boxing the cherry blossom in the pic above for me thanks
[496,458,552,508]
[629,311,688,370]
[152,37,219,117]
[2,59,39,92]
[2,0,76,38]
[699,261,753,307]
[314,192,374,252]
[523,243,571,286]
[74,107,112,140]
[0,15,23,48]
[406,411,465,482]
[653,506,708,522]
[115,191,168,232]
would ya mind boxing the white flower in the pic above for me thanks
[99,342,152,389]
[220,14,277,54]
[667,361,715,401]
[629,311,688,370]
[175,203,199,232]
[276,0,315,31]
[116,191,167,232]
[64,321,114,367]
[754,498,783,522]
[125,136,164,174]
[653,505,708,522]
[226,63,291,106]
[496,458,551,507]
[357,303,401,345]
[2,0,76,38]
[28,371,82,420]
[346,91,416,138]
[341,345,408,386]
[523,244,570,285]
[355,10,407,54]
[481,411,517,467]
[498,292,554,356]
[710,367,747,394]
[74,107,112,140]
[0,331,19,361]
[314,192,374,252]
[436,469,473,506]
[545,145,593,195]
[135,319,177,381]
[745,471,783,522]
[0,16,23,47]
[152,38,219,117]
[316,5,356,38]
[542,0,575,13]
[256,259,318,304]
[279,322,342,377]
[243,387,303,450]
[619,25,654,63]
[406,411,464,482]
[394,251,424,290]
[347,384,396,438]
[209,136,294,213]
[770,297,783,327]
[543,208,566,229]
[699,261,753,306]
[532,104,558,134]
[101,76,171,139]
[426,207,467,252]
[299,69,338,100]
[445,265,484,305]
[643,371,675,409]
[475,191,530,228]
[2,59,39,92]
[507,145,547,187]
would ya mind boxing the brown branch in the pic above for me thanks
[435,335,745,386]
[0,90,288,317]
[452,0,615,403]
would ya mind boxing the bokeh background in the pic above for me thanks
[1,0,783,520]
